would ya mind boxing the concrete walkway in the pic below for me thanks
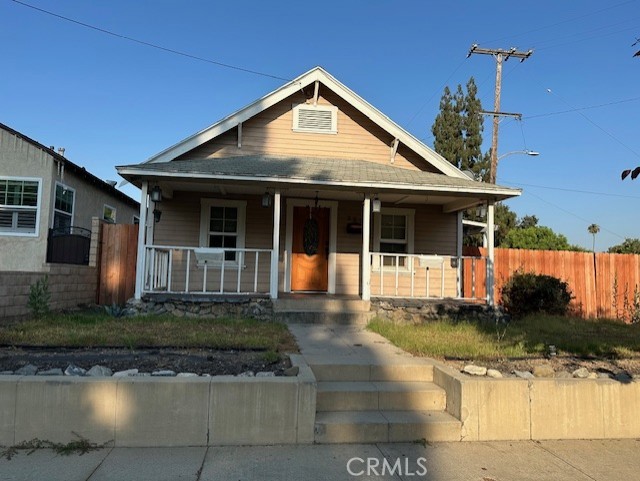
[2,440,639,480]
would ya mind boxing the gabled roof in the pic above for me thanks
[1,122,139,209]
[142,66,469,179]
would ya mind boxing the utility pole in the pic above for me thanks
[468,45,533,183]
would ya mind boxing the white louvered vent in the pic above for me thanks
[292,104,338,134]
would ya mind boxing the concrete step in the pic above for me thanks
[314,410,462,443]
[273,298,370,313]
[309,362,435,382]
[317,381,446,412]
[275,311,374,325]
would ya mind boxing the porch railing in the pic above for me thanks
[143,245,273,295]
[369,252,487,301]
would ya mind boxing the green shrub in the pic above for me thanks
[27,275,50,319]
[501,271,572,318]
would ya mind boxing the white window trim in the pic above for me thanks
[291,103,338,134]
[103,204,117,223]
[52,181,75,228]
[372,207,415,272]
[0,176,42,238]
[132,215,140,225]
[199,198,247,268]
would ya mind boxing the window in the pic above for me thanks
[199,199,246,263]
[373,208,414,268]
[103,204,116,223]
[292,103,338,134]
[53,182,74,229]
[0,177,41,236]
[132,215,140,225]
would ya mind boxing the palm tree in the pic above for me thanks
[588,224,600,252]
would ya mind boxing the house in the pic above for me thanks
[0,122,139,272]
[117,67,520,308]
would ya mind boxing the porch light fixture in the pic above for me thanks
[150,186,163,203]
[153,208,162,223]
[372,197,381,213]
[261,192,272,208]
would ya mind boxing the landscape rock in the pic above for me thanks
[486,369,503,379]
[238,371,255,377]
[0,371,13,375]
[176,372,198,377]
[134,372,151,377]
[614,372,633,382]
[37,368,64,376]
[533,365,555,378]
[87,365,113,377]
[256,371,275,377]
[514,370,534,379]
[587,372,598,379]
[113,369,139,377]
[555,370,573,379]
[597,372,612,379]
[15,364,38,376]
[283,366,299,377]
[151,370,176,377]
[65,364,87,376]
[463,365,487,376]
[572,367,590,379]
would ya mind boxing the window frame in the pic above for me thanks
[199,199,247,267]
[52,181,75,229]
[373,207,415,272]
[292,103,338,134]
[0,176,42,237]
[103,204,117,223]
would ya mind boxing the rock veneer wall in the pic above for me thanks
[371,299,506,323]
[126,297,274,322]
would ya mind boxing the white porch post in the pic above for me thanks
[134,181,148,300]
[456,210,463,298]
[486,201,495,306]
[362,195,371,301]
[270,190,281,299]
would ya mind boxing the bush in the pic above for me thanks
[501,271,572,318]
[28,275,50,319]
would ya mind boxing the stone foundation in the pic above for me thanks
[127,296,274,322]
[371,298,507,324]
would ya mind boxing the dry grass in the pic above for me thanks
[0,311,298,353]
[368,315,640,361]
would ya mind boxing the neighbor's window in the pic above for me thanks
[103,204,116,223]
[0,177,41,236]
[53,182,74,229]
[374,208,414,268]
[199,199,246,263]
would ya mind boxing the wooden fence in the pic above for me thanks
[98,223,138,305]
[463,247,640,319]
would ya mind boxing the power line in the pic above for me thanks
[7,0,291,82]
[525,96,640,120]
[502,180,640,200]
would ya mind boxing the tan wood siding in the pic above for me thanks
[176,88,438,173]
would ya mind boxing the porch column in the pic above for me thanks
[456,211,463,298]
[486,201,495,306]
[134,181,148,300]
[362,195,371,301]
[270,190,281,299]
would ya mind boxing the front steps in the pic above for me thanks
[273,297,374,325]
[310,360,462,443]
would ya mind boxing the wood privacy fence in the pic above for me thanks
[98,223,138,305]
[463,247,640,319]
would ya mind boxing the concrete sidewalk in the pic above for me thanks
[2,440,639,480]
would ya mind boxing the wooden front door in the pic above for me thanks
[291,206,330,292]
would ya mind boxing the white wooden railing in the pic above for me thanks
[143,245,273,295]
[369,253,486,301]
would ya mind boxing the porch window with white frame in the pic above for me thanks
[373,208,414,268]
[199,199,246,264]
[0,177,41,236]
[53,182,74,229]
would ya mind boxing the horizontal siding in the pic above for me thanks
[176,88,438,173]
[335,253,360,296]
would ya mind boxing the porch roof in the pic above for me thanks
[117,155,521,201]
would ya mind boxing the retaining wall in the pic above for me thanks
[0,355,316,447]
[433,363,640,441]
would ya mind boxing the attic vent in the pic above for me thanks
[292,104,337,134]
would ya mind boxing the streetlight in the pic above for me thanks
[497,150,540,161]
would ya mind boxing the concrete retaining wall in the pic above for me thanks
[433,364,640,441]
[0,355,316,447]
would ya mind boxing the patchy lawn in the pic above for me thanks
[0,311,297,352]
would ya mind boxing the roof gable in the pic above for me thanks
[144,67,468,179]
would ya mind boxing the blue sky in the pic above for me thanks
[1,0,639,250]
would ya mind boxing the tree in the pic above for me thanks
[587,224,600,252]
[517,215,539,229]
[502,226,573,251]
[608,238,640,254]
[494,203,517,246]
[432,77,490,179]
